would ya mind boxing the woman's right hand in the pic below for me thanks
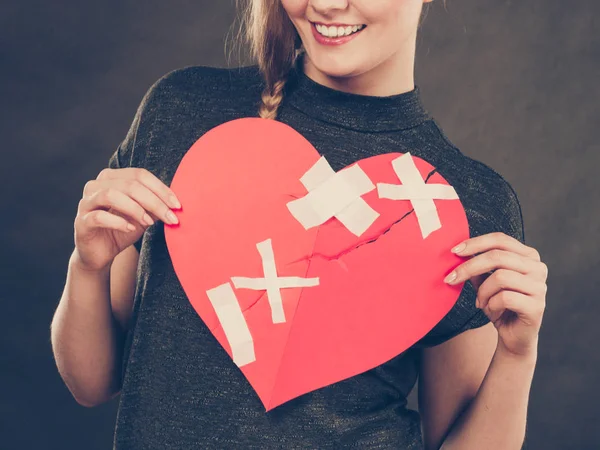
[73,167,181,272]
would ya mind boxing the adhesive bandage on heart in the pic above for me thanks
[231,238,320,324]
[286,156,380,237]
[377,152,459,239]
[207,238,320,367]
[206,282,256,367]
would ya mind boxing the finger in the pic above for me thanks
[80,209,136,233]
[92,177,178,226]
[483,291,514,325]
[536,261,549,282]
[476,269,547,309]
[485,290,543,324]
[451,232,541,261]
[482,291,509,324]
[98,167,181,210]
[119,177,180,226]
[81,187,153,228]
[446,249,534,285]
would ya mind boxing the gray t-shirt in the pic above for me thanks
[107,62,525,449]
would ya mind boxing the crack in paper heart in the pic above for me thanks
[289,168,438,263]
[292,208,414,263]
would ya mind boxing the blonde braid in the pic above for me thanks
[259,78,287,120]
[239,0,302,120]
[258,47,304,120]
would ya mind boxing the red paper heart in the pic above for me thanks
[165,118,468,411]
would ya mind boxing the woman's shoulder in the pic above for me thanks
[128,64,265,134]
[423,119,526,244]
[455,150,525,244]
[117,64,266,177]
[145,64,264,101]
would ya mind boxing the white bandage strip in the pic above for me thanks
[377,152,459,239]
[300,155,333,191]
[287,156,379,237]
[206,283,256,367]
[231,239,319,324]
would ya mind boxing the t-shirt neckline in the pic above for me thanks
[283,58,432,133]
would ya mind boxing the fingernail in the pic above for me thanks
[451,242,466,253]
[143,213,154,226]
[169,195,181,209]
[167,210,179,224]
[444,271,457,284]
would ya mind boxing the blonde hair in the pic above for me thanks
[236,0,445,120]
[237,0,302,120]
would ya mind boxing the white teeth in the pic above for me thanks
[315,23,364,38]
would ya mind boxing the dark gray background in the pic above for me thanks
[1,1,598,449]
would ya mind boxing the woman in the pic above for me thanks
[51,1,548,448]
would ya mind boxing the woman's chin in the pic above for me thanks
[305,57,364,81]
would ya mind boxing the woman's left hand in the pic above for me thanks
[444,232,548,358]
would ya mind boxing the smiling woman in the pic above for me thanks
[51,1,545,449]
[280,0,431,78]
[241,0,437,119]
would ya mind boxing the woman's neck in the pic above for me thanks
[301,40,417,97]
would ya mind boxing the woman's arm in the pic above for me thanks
[50,246,138,407]
[440,338,537,450]
[419,322,497,450]
[419,322,536,450]
[420,231,547,450]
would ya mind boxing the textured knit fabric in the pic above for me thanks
[107,61,525,449]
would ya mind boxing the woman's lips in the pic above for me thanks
[310,22,365,46]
